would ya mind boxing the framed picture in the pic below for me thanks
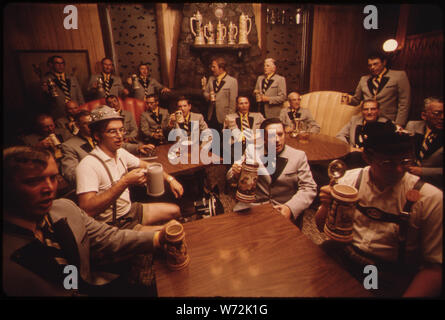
[15,50,91,103]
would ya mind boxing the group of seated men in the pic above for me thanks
[4,51,443,297]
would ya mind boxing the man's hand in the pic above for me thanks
[407,165,422,176]
[37,137,53,149]
[231,163,242,179]
[168,114,176,128]
[284,126,293,133]
[123,168,147,186]
[273,204,292,219]
[138,144,155,155]
[168,178,184,199]
[261,95,270,102]
[315,185,333,232]
[350,146,363,153]
[161,87,171,94]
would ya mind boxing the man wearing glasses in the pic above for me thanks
[42,55,85,120]
[76,105,183,231]
[316,121,442,297]
[405,97,443,190]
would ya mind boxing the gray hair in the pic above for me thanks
[424,97,443,112]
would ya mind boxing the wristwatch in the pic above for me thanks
[166,175,174,183]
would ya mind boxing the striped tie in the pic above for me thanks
[419,131,436,160]
[241,114,252,142]
[262,77,269,94]
[140,77,149,98]
[372,76,380,96]
[38,214,69,266]
[58,75,71,102]
[104,74,111,97]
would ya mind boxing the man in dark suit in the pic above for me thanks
[42,55,85,120]
[87,57,128,99]
[227,118,317,226]
[254,58,287,119]
[3,146,169,296]
[202,57,238,132]
[405,97,443,189]
[348,52,411,126]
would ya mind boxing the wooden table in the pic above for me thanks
[154,204,372,297]
[142,143,221,176]
[285,133,349,164]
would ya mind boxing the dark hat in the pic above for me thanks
[362,121,414,154]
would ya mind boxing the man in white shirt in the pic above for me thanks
[76,105,183,231]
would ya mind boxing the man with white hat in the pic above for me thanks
[76,105,183,231]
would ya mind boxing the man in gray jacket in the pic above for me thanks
[280,92,320,133]
[3,146,168,296]
[87,57,128,99]
[405,97,443,189]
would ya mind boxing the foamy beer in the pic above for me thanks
[175,110,185,124]
[236,161,259,202]
[145,163,165,197]
[164,220,190,270]
[324,184,358,242]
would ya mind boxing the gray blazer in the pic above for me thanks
[204,74,238,124]
[120,110,138,140]
[42,73,85,120]
[228,145,317,219]
[254,73,287,118]
[21,128,72,147]
[131,76,165,101]
[140,107,170,141]
[87,73,125,99]
[336,115,390,147]
[174,112,209,138]
[223,112,265,143]
[350,69,411,126]
[3,198,155,296]
[61,135,94,187]
[405,120,443,189]
[279,107,320,133]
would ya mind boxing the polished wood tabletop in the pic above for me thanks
[154,203,372,297]
[285,133,349,163]
[142,142,221,176]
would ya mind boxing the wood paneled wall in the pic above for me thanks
[3,3,105,110]
[309,5,369,93]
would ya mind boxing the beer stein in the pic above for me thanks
[204,21,215,45]
[145,163,165,197]
[201,76,207,90]
[216,20,227,45]
[163,220,190,270]
[238,13,252,45]
[47,78,58,97]
[131,74,140,90]
[236,161,259,203]
[97,76,104,92]
[190,11,205,45]
[227,22,238,45]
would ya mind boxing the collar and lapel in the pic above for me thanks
[213,73,228,93]
[52,73,71,90]
[287,109,301,120]
[367,69,389,95]
[235,114,254,129]
[262,73,275,92]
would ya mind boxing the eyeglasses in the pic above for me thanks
[105,128,126,136]
[428,110,443,117]
[374,158,414,168]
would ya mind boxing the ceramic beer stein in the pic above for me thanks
[227,21,238,45]
[204,21,215,45]
[164,220,190,270]
[145,163,165,197]
[238,13,252,44]
[190,11,205,45]
[216,20,227,45]
[236,161,259,202]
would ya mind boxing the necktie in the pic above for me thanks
[241,114,251,142]
[86,137,95,149]
[140,77,149,98]
[103,73,111,97]
[152,111,161,124]
[37,214,69,266]
[262,74,273,94]
[419,131,436,160]
[372,76,380,96]
[57,74,71,102]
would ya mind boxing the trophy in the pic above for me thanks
[131,74,140,90]
[204,21,215,45]
[190,10,205,45]
[47,78,58,97]
[216,20,227,45]
[316,160,358,243]
[238,13,252,45]
[227,21,238,45]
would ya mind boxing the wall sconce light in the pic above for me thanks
[383,39,398,52]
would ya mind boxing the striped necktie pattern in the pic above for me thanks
[58,75,71,102]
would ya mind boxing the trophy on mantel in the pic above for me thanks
[204,21,215,45]
[190,10,205,45]
[216,20,227,45]
[227,21,238,45]
[238,13,252,45]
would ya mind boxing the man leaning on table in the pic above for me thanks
[316,121,442,297]
[76,105,183,231]
[280,91,320,134]
[227,118,317,227]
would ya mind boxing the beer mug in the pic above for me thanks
[190,10,205,45]
[236,161,259,203]
[97,77,104,92]
[228,22,238,45]
[163,220,190,270]
[238,13,252,44]
[48,133,61,146]
[47,79,58,97]
[145,163,165,197]
[131,74,140,90]
[204,21,215,45]
[216,20,227,45]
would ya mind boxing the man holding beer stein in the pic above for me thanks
[315,121,442,297]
